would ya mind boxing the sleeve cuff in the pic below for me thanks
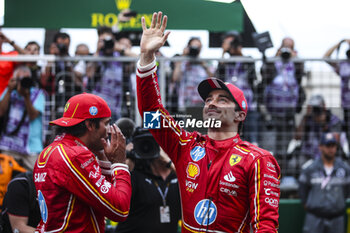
[98,159,112,168]
[136,59,157,78]
[111,163,130,176]
[97,159,112,176]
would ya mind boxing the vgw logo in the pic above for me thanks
[143,110,161,129]
[194,199,217,226]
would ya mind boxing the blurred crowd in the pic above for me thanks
[1,23,350,231]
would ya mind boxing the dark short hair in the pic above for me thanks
[97,26,113,36]
[53,32,70,43]
[25,41,40,50]
[54,118,102,138]
[187,37,201,46]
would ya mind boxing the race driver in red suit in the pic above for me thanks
[33,93,131,233]
[136,12,280,233]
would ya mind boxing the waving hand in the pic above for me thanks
[140,11,170,66]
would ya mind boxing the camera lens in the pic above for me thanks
[20,77,33,89]
[188,46,200,57]
[312,106,322,115]
[102,38,115,56]
[130,128,160,160]
[280,47,291,60]
[57,43,68,56]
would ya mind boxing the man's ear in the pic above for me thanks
[234,111,246,122]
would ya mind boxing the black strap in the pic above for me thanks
[23,171,36,211]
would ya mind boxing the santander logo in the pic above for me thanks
[224,171,236,182]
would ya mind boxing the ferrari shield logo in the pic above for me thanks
[229,154,242,166]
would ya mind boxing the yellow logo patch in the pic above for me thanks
[229,154,242,166]
[186,162,200,180]
[64,102,70,113]
[38,146,53,166]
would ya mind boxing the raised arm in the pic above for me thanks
[137,12,192,165]
[323,39,350,70]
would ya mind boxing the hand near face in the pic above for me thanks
[8,77,17,91]
[102,124,126,164]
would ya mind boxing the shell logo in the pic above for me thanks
[186,162,200,180]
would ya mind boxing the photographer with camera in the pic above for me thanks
[259,37,305,175]
[41,32,83,119]
[114,122,181,233]
[88,26,137,121]
[172,37,214,111]
[217,31,259,145]
[290,95,343,168]
[0,65,46,170]
[324,39,350,143]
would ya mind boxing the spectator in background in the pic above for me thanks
[260,37,305,172]
[172,37,214,112]
[295,95,342,158]
[73,43,90,91]
[41,42,59,96]
[0,153,26,211]
[89,26,134,121]
[41,32,82,118]
[1,171,41,233]
[298,132,350,233]
[324,39,350,144]
[288,95,343,178]
[115,128,181,233]
[0,66,46,170]
[217,31,259,144]
[0,31,25,95]
[115,35,138,119]
[24,41,42,88]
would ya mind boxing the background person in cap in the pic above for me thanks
[298,132,350,233]
[289,95,343,176]
[33,93,132,232]
[136,12,280,233]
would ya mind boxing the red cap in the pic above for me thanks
[50,93,112,127]
[198,78,248,114]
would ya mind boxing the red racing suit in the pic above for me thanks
[137,60,280,233]
[33,134,131,233]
